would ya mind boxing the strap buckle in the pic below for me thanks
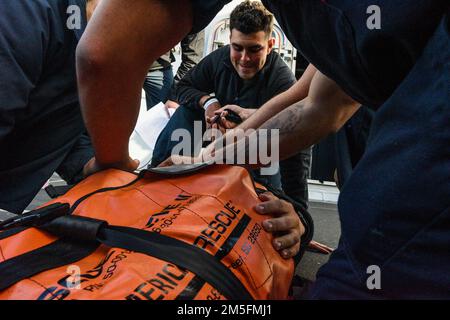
[0,203,70,231]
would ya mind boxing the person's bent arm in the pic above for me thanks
[174,49,219,110]
[199,64,316,156]
[160,70,360,167]
[203,70,361,165]
[77,0,193,172]
[256,70,360,162]
[237,64,317,131]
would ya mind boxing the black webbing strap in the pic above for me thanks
[0,166,265,299]
[98,226,253,300]
[45,185,74,199]
[0,238,100,291]
[0,203,71,240]
[0,216,253,300]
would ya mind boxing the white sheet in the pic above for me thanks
[129,102,175,170]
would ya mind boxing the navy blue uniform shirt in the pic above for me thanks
[258,0,449,297]
[262,0,448,109]
[0,0,93,213]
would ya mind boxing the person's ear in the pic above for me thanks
[267,37,275,54]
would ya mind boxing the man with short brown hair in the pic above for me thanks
[151,1,310,208]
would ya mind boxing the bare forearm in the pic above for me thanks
[77,0,193,165]
[258,75,360,162]
[77,61,143,165]
[202,64,316,156]
[209,100,313,165]
[239,64,317,131]
[205,71,360,166]
[260,100,337,160]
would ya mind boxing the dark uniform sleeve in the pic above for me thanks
[190,0,231,34]
[174,48,222,107]
[0,1,50,141]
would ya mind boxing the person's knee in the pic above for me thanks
[151,106,204,166]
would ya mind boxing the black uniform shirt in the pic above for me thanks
[261,0,447,109]
[0,0,92,213]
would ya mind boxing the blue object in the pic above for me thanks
[262,0,450,298]
[0,0,93,213]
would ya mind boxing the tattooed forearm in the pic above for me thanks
[207,100,313,166]
[194,69,360,168]
[204,90,357,167]
[261,101,305,136]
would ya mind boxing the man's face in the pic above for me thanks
[230,29,275,80]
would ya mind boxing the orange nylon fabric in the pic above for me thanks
[0,165,294,300]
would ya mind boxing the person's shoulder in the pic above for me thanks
[203,45,230,63]
[265,51,296,85]
[267,51,289,70]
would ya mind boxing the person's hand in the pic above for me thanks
[204,101,222,129]
[165,99,180,110]
[213,106,237,132]
[214,104,256,130]
[254,192,305,259]
[83,156,140,178]
[158,154,204,167]
[204,102,225,140]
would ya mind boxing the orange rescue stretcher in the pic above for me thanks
[0,164,313,300]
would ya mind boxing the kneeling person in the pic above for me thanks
[151,1,310,207]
